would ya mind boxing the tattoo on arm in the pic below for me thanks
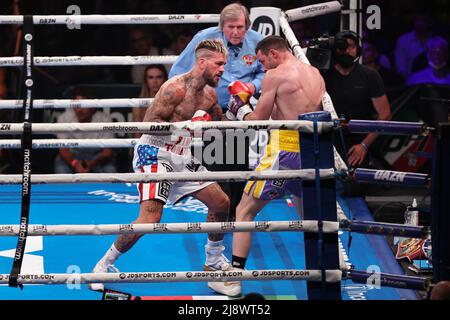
[143,83,183,122]
[210,103,224,121]
[206,89,223,121]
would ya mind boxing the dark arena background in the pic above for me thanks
[0,0,449,307]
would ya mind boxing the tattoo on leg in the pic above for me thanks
[114,233,143,253]
[207,211,228,241]
[112,201,163,254]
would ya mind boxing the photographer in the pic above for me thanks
[320,31,391,195]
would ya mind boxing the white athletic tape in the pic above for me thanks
[0,220,340,236]
[0,269,342,285]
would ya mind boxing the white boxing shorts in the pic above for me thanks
[132,134,214,204]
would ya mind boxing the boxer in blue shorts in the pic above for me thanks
[224,36,326,295]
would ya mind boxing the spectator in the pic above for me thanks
[407,36,450,127]
[323,31,391,195]
[430,281,450,300]
[406,36,450,86]
[132,64,168,137]
[395,13,433,80]
[54,89,117,173]
[163,29,194,56]
[169,3,265,222]
[161,29,194,71]
[362,41,403,88]
[128,27,161,84]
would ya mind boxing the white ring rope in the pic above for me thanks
[336,202,349,221]
[0,98,153,110]
[0,14,219,25]
[0,120,334,135]
[0,269,342,285]
[0,55,177,67]
[0,169,335,184]
[0,138,138,149]
[0,220,340,236]
[285,1,342,22]
[0,1,342,26]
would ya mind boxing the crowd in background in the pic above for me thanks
[0,0,449,94]
[0,0,449,174]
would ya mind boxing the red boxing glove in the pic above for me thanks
[228,80,252,102]
[227,81,253,121]
[191,110,211,147]
[191,110,212,122]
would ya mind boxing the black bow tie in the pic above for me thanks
[227,42,242,57]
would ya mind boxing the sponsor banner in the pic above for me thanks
[250,7,281,36]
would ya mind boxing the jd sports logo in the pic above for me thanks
[252,16,276,37]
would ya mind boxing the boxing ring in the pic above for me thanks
[1,1,449,300]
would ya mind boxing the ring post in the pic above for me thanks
[431,123,450,282]
[299,111,341,300]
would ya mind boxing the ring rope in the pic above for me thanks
[0,14,220,25]
[0,169,335,185]
[0,220,340,236]
[1,209,427,238]
[0,120,334,135]
[284,1,342,22]
[0,219,426,238]
[0,55,178,67]
[0,98,153,109]
[0,138,138,149]
[0,1,342,26]
[0,269,342,285]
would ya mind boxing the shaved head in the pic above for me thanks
[195,39,228,60]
